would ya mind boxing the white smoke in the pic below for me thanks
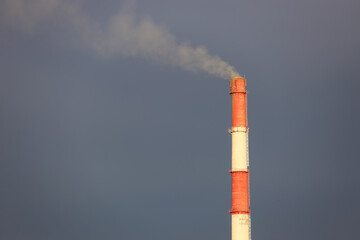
[1,0,239,79]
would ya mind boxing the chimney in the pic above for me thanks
[229,77,251,240]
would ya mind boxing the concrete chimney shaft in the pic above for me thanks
[229,77,251,240]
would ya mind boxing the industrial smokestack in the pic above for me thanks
[229,77,251,240]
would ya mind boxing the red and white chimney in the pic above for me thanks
[229,77,251,240]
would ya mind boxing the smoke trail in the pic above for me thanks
[1,0,239,79]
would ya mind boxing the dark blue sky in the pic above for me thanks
[1,0,359,239]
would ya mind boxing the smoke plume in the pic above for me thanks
[1,0,239,79]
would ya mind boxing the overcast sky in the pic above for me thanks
[1,0,360,239]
